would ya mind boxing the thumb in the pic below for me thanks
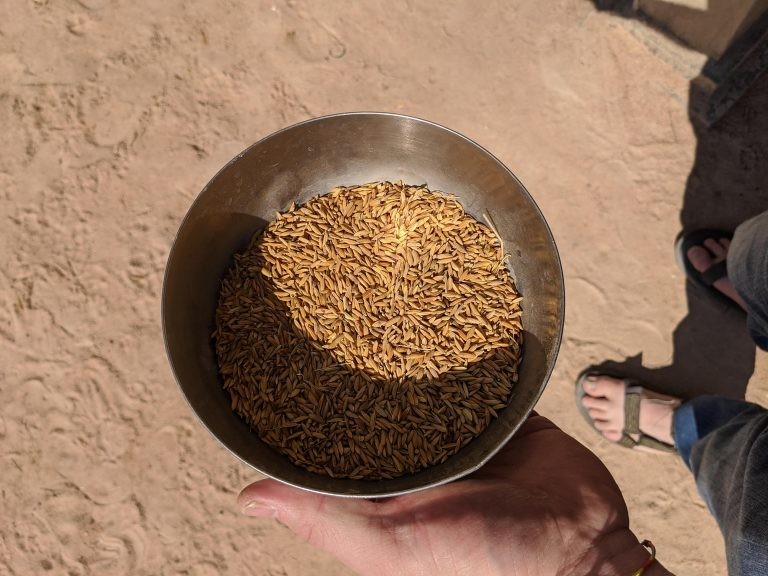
[238,480,402,574]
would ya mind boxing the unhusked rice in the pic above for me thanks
[214,181,523,479]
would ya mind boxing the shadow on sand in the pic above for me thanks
[592,72,768,399]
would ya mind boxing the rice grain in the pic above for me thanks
[214,181,523,479]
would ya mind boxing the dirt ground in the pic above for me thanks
[2,1,767,575]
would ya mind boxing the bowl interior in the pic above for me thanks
[162,113,564,497]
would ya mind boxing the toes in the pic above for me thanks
[593,419,614,432]
[583,375,624,399]
[581,395,609,410]
[580,374,630,445]
[687,245,714,272]
[603,430,623,442]
[587,407,606,420]
[593,420,623,443]
[704,238,727,259]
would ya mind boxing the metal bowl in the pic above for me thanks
[162,112,564,497]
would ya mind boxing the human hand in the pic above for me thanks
[238,415,670,576]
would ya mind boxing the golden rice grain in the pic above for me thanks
[214,181,523,479]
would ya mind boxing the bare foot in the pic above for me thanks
[687,237,748,310]
[580,375,680,446]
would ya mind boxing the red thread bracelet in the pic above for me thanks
[632,540,656,576]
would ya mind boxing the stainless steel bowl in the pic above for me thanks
[162,112,564,497]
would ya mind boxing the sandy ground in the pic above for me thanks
[2,1,767,574]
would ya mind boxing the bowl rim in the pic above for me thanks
[161,111,565,497]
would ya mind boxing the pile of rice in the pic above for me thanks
[214,181,523,479]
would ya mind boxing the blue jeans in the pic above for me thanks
[673,210,768,575]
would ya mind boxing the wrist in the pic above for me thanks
[563,529,673,576]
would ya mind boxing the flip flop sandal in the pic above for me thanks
[674,228,742,313]
[575,371,677,454]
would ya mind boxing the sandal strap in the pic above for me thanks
[623,383,677,453]
[637,435,677,453]
[618,432,676,453]
[700,260,728,286]
[624,383,642,434]
[617,434,638,449]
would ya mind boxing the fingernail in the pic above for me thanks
[240,499,276,518]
